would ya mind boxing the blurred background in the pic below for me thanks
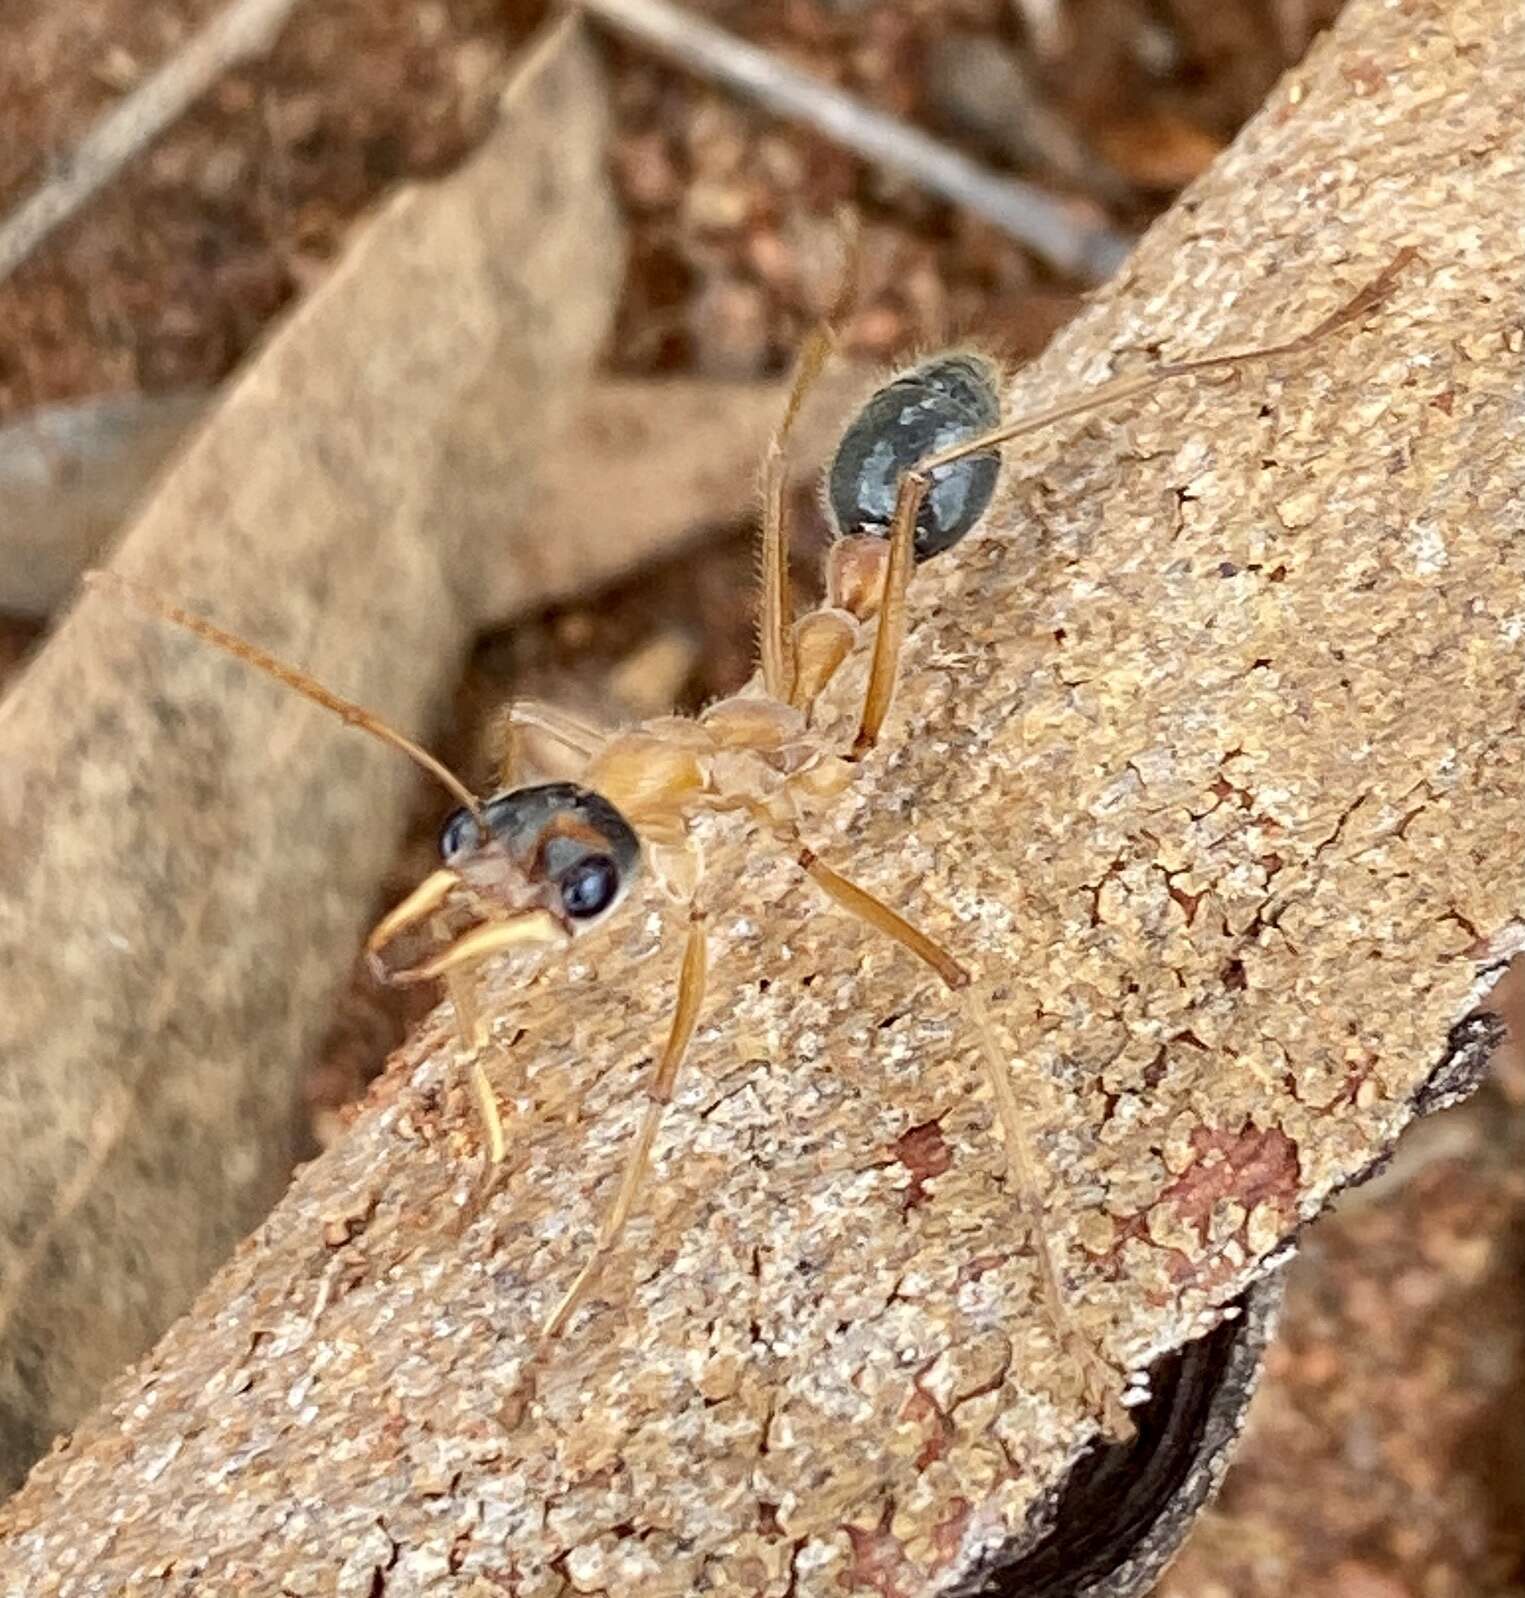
[2,1,1522,1591]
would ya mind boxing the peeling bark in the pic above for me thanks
[2,0,1522,1589]
[966,1277,1280,1597]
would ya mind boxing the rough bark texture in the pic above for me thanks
[1160,1101,1525,1598]
[962,1275,1282,1598]
[0,18,620,1494]
[3,0,1522,1589]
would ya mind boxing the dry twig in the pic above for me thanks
[0,369,870,621]
[0,15,621,1494]
[1,0,1517,1588]
[578,0,1133,282]
[0,0,305,284]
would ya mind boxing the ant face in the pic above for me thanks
[826,353,1003,563]
[438,783,642,935]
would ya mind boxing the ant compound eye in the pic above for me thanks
[827,353,1002,562]
[438,805,484,862]
[438,793,530,864]
[558,854,622,921]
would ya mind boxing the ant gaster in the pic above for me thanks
[93,252,1406,1439]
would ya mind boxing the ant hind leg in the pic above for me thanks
[793,843,1134,1438]
[844,254,1412,757]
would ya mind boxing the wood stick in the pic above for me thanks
[0,14,620,1495]
[1,2,1516,1588]
[0,0,303,284]
[0,368,872,622]
[578,0,1133,282]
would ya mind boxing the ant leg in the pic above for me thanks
[850,458,926,757]
[760,230,861,705]
[760,327,834,705]
[372,904,568,1164]
[847,252,1412,756]
[794,845,1134,1438]
[542,906,709,1339]
[909,250,1414,491]
[492,699,609,789]
[441,948,507,1168]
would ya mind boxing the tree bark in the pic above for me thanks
[3,0,1523,1591]
[0,12,868,1496]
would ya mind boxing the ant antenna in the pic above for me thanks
[86,570,484,824]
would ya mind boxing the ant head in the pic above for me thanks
[826,352,1002,563]
[438,782,642,936]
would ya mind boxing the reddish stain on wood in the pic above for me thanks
[893,1119,952,1210]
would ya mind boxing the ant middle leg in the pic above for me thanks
[759,228,861,707]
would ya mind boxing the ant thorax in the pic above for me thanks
[577,525,929,851]
[583,693,856,849]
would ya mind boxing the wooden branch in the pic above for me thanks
[0,16,868,1486]
[0,0,303,284]
[578,0,1132,282]
[3,0,1521,1591]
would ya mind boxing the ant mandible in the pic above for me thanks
[93,250,1405,1439]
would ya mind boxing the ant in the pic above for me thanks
[91,251,1405,1439]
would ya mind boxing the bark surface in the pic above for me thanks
[3,0,1522,1590]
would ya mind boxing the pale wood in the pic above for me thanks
[0,0,302,284]
[580,0,1131,281]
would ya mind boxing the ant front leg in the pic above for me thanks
[440,953,506,1169]
[372,902,571,1173]
[492,700,610,789]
